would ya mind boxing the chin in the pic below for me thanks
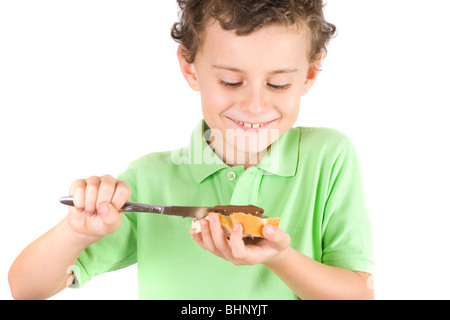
[226,128,278,154]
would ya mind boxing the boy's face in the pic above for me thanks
[178,21,320,166]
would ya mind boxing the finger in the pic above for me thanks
[98,201,122,231]
[198,218,217,253]
[229,223,247,262]
[189,228,207,249]
[111,180,131,211]
[208,213,232,257]
[96,175,117,210]
[84,176,101,215]
[262,225,291,251]
[69,179,86,211]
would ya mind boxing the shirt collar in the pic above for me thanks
[188,120,300,183]
[256,126,300,177]
[188,120,229,184]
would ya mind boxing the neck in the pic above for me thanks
[209,140,269,169]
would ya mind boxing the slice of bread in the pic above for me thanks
[192,212,280,238]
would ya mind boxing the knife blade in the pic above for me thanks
[59,196,264,219]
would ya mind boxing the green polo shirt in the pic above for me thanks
[72,120,374,299]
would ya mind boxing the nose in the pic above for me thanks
[239,86,268,114]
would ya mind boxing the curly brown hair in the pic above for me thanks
[171,0,336,65]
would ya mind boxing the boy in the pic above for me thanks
[9,0,374,300]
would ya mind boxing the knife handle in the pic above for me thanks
[59,196,76,207]
[59,196,164,213]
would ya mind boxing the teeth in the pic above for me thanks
[234,119,268,128]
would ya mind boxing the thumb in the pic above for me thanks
[97,202,122,229]
[262,224,291,250]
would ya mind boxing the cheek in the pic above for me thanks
[277,92,301,118]
[200,87,234,117]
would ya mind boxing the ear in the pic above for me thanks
[177,45,200,91]
[300,53,322,96]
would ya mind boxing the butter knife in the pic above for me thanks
[59,196,264,219]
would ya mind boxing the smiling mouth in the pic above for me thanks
[227,117,275,129]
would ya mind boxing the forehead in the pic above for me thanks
[197,21,310,71]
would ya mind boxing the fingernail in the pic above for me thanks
[265,225,275,236]
[98,204,109,215]
[233,223,240,232]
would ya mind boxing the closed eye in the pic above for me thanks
[219,80,243,89]
[267,83,292,91]
[219,80,291,91]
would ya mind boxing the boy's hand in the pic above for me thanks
[66,175,131,245]
[189,212,291,266]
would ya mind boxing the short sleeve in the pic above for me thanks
[69,162,139,288]
[321,139,374,274]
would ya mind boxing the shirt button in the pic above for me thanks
[227,171,237,181]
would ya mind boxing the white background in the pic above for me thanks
[1,0,449,300]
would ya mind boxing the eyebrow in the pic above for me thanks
[212,64,298,75]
